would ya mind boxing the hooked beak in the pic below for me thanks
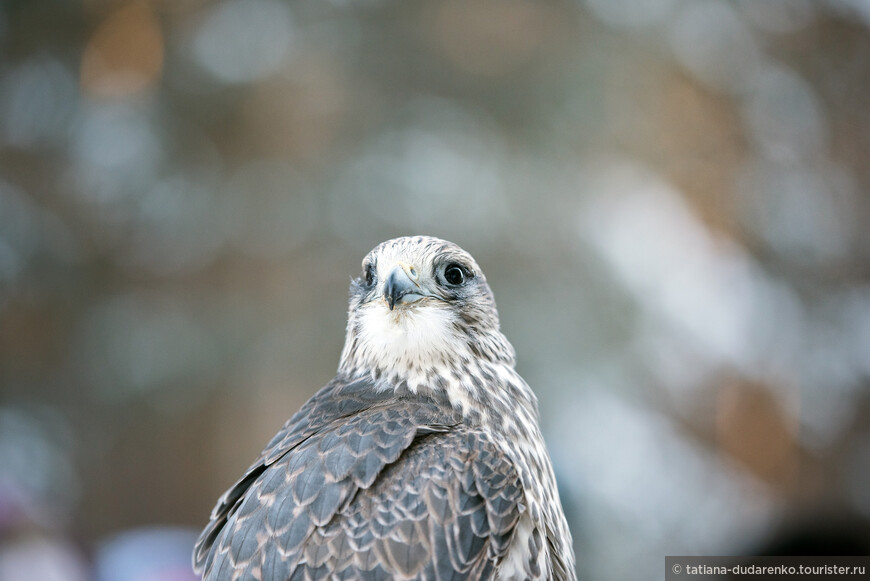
[383,262,427,310]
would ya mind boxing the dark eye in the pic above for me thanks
[444,263,469,286]
[364,263,375,286]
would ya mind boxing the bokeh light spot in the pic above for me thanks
[81,0,164,98]
[192,0,294,83]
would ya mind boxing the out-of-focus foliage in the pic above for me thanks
[1,0,869,579]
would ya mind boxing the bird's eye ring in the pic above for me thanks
[364,263,375,286]
[444,264,469,286]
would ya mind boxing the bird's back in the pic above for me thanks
[194,377,533,581]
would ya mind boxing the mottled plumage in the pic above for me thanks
[194,236,575,581]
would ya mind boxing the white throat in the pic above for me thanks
[365,302,460,366]
[339,296,522,419]
[340,301,475,394]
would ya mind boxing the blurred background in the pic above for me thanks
[1,0,869,579]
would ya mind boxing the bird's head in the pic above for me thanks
[338,236,515,385]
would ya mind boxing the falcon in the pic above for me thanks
[193,236,576,580]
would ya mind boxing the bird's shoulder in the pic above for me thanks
[203,379,454,515]
[195,376,514,574]
[194,376,530,580]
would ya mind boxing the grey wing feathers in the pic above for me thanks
[194,379,524,581]
[193,378,373,570]
[316,430,524,581]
